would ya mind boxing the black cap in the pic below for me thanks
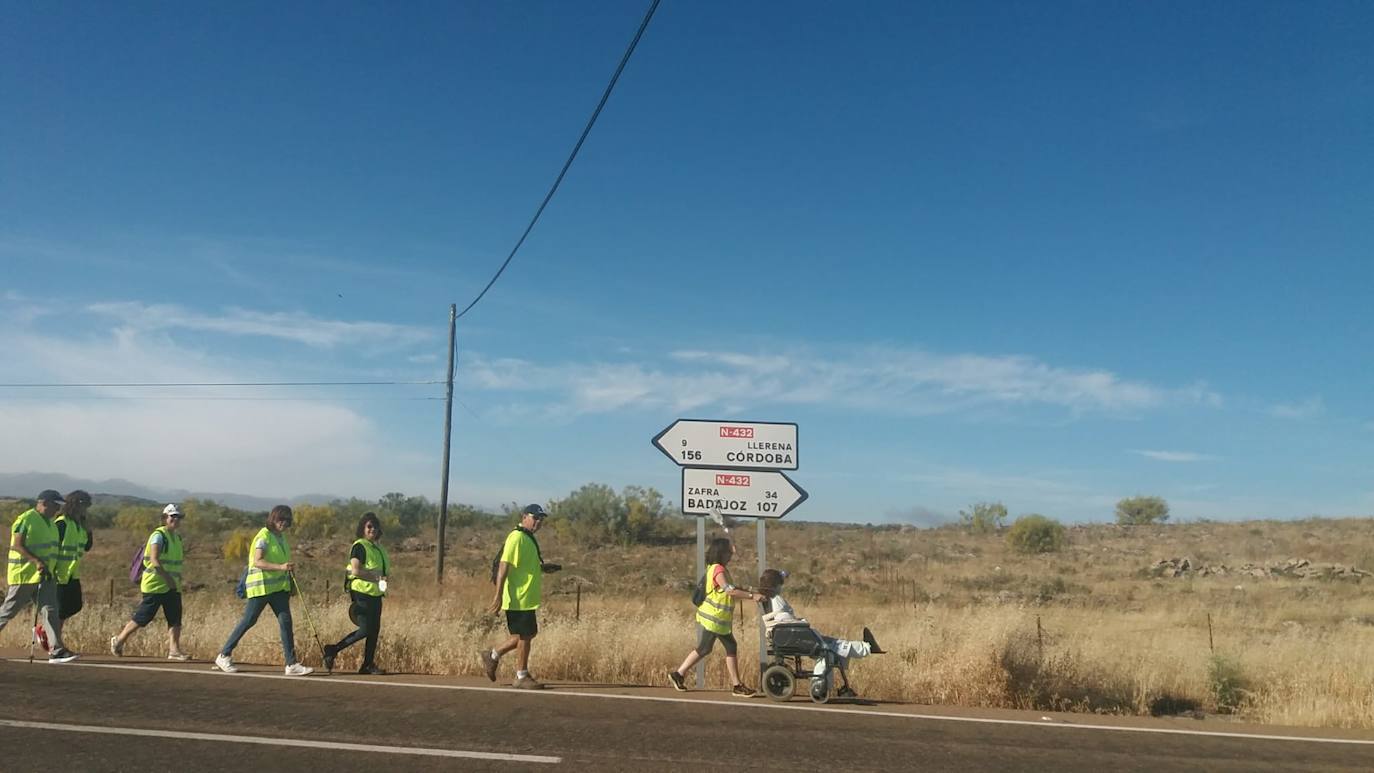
[522,503,548,518]
[36,489,65,504]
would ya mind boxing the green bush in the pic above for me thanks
[1208,654,1248,714]
[958,501,1008,533]
[1007,514,1067,554]
[1115,495,1170,525]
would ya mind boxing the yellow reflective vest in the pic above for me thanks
[346,538,388,597]
[695,563,735,635]
[141,526,183,594]
[7,509,58,585]
[245,527,291,597]
[53,515,90,584]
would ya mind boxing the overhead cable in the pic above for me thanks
[455,0,661,320]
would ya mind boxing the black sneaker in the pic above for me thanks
[358,663,386,675]
[48,649,79,664]
[322,644,337,673]
[668,671,687,692]
[731,683,756,698]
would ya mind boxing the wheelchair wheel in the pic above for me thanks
[761,664,796,702]
[809,676,831,704]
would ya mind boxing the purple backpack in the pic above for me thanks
[129,545,145,584]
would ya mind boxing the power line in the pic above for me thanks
[0,395,444,402]
[0,380,443,388]
[455,0,661,320]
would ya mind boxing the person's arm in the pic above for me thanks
[146,537,175,586]
[488,533,518,613]
[251,543,293,572]
[716,566,763,603]
[348,544,380,581]
[488,561,510,613]
[10,527,45,574]
[85,529,94,552]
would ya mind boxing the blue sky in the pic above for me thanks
[2,1,1370,523]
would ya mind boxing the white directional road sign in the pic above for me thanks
[652,419,798,470]
[680,468,808,519]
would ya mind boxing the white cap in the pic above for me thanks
[162,503,184,517]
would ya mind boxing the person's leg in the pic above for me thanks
[676,625,716,675]
[164,593,184,655]
[0,583,36,630]
[58,580,83,621]
[115,594,162,650]
[113,620,140,647]
[266,591,297,665]
[515,635,532,673]
[494,633,520,657]
[333,593,369,652]
[36,580,66,652]
[221,596,269,656]
[361,596,382,666]
[722,632,743,686]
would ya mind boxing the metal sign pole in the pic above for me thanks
[695,514,705,689]
[757,517,766,681]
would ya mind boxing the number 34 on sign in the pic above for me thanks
[680,468,808,519]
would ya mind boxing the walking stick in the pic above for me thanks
[28,570,48,664]
[289,571,329,670]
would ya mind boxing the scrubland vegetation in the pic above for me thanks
[4,489,1373,729]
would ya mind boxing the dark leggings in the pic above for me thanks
[332,591,383,666]
[694,624,738,657]
[58,580,83,621]
[221,591,296,665]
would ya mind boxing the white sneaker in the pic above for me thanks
[284,662,314,676]
[167,651,190,661]
[110,635,124,657]
[214,653,238,673]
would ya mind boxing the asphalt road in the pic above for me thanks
[2,653,1372,772]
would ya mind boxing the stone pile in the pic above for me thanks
[1148,557,1371,581]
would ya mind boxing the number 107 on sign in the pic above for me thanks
[680,468,808,519]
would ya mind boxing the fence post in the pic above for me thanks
[1036,615,1044,663]
[1207,612,1215,654]
[575,582,581,621]
[108,577,114,607]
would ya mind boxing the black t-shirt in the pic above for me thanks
[55,520,94,552]
[351,542,367,563]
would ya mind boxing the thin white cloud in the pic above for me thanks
[464,345,1214,420]
[1131,450,1221,463]
[87,302,432,349]
[1267,397,1325,420]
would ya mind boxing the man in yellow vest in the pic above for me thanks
[480,504,561,689]
[0,490,79,662]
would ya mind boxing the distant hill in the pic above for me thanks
[0,472,338,511]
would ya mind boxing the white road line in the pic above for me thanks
[16,659,1374,748]
[0,718,560,764]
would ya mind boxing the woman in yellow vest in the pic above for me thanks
[322,512,388,674]
[214,505,314,676]
[110,503,189,660]
[668,537,763,697]
[53,490,93,624]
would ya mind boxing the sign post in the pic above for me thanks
[652,418,805,690]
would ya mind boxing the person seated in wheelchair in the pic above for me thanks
[758,569,884,698]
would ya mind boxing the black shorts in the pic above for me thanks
[505,609,538,637]
[695,625,738,657]
[131,591,183,627]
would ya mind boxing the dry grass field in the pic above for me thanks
[5,515,1374,729]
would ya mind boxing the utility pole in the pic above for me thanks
[436,303,456,583]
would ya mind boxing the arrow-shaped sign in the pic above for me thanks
[652,419,798,470]
[680,468,808,519]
